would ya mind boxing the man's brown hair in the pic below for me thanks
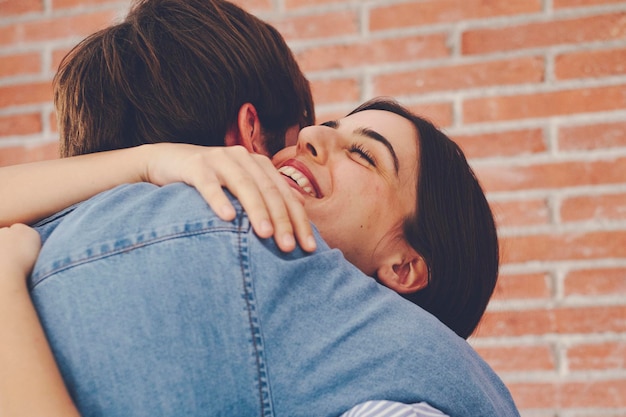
[54,0,315,157]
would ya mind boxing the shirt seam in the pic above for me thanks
[30,226,235,290]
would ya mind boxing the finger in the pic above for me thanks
[194,181,238,221]
[250,174,296,251]
[253,156,316,252]
[283,190,316,252]
[181,148,275,238]
[214,151,296,248]
[218,160,287,243]
[182,161,239,222]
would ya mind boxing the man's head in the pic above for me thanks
[54,0,314,158]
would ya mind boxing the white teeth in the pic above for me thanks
[278,166,315,196]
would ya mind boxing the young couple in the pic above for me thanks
[0,0,519,416]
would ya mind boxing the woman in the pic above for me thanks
[0,99,509,416]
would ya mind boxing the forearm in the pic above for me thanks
[0,274,80,417]
[0,146,150,227]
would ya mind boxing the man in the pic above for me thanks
[4,0,316,250]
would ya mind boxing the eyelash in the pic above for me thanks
[349,143,376,167]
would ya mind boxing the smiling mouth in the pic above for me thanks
[277,163,321,198]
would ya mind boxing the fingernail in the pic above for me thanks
[260,220,273,235]
[221,205,236,218]
[306,235,317,251]
[282,233,296,249]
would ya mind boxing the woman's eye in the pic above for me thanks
[349,144,376,167]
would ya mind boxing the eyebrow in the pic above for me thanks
[322,120,400,174]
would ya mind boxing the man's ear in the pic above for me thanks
[236,103,264,154]
[376,252,429,294]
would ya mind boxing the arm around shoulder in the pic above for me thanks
[0,146,151,227]
[0,224,80,417]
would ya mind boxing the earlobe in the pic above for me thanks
[377,255,428,294]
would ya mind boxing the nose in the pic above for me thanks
[296,125,334,164]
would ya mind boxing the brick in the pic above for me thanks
[501,230,626,264]
[285,0,343,9]
[478,305,626,337]
[0,25,19,46]
[561,193,626,222]
[491,198,551,227]
[51,47,73,72]
[370,0,541,31]
[564,267,626,297]
[508,380,626,408]
[408,102,454,128]
[0,142,59,166]
[475,157,626,193]
[560,379,626,407]
[314,101,453,128]
[374,57,545,96]
[295,34,450,73]
[455,128,546,159]
[49,110,58,133]
[491,272,553,301]
[0,113,42,136]
[0,52,41,78]
[229,0,273,12]
[556,305,626,334]
[464,85,626,123]
[0,0,44,16]
[0,11,119,46]
[559,120,626,151]
[310,77,360,105]
[556,47,626,80]
[0,82,53,108]
[315,101,453,129]
[51,0,124,9]
[269,10,358,41]
[554,0,626,8]
[462,12,626,55]
[568,341,626,371]
[507,382,557,409]
[474,345,556,372]
[476,309,554,337]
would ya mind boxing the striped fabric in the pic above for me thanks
[340,400,449,417]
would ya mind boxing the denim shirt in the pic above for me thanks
[31,183,520,417]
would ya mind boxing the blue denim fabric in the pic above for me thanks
[31,183,520,417]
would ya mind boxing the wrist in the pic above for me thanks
[135,144,157,184]
[0,266,30,291]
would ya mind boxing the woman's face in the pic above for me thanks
[272,109,420,276]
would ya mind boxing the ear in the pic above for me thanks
[376,252,429,295]
[227,103,264,154]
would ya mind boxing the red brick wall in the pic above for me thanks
[2,1,625,415]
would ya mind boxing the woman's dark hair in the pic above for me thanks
[54,0,314,157]
[348,98,499,339]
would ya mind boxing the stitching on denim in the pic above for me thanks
[239,223,274,417]
[31,225,235,289]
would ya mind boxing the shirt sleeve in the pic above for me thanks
[339,400,450,417]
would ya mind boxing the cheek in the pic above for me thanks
[352,185,388,231]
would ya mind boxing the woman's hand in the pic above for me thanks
[0,224,81,417]
[0,224,41,282]
[142,143,316,253]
